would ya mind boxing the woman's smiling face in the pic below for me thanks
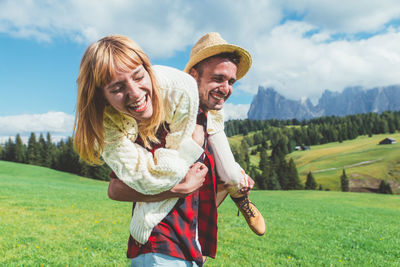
[103,64,154,121]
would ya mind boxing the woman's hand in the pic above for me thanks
[238,175,255,195]
[171,162,208,197]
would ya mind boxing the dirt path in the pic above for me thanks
[313,158,382,173]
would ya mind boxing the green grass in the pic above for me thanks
[289,133,400,191]
[0,161,133,266]
[1,161,400,266]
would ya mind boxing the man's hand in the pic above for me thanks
[192,124,205,147]
[171,162,208,197]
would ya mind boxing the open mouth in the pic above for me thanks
[210,89,228,101]
[127,94,148,113]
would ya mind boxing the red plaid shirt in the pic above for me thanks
[116,112,218,266]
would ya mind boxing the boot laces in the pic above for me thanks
[237,198,256,218]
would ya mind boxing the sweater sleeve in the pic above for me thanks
[208,126,249,198]
[156,65,202,157]
[208,131,246,185]
[102,126,194,195]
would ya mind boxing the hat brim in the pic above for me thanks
[184,44,252,80]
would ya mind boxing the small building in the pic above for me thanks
[295,145,310,151]
[379,138,396,145]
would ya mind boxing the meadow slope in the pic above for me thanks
[289,133,400,192]
[230,132,400,193]
[1,160,399,266]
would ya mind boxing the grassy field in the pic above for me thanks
[1,160,400,266]
[289,133,400,192]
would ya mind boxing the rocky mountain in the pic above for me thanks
[247,85,400,120]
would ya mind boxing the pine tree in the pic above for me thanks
[265,169,281,190]
[255,173,266,190]
[340,169,349,192]
[27,133,40,165]
[286,158,302,190]
[378,180,392,194]
[3,137,16,161]
[14,134,26,163]
[271,136,288,160]
[79,161,112,181]
[259,149,268,170]
[37,133,46,166]
[305,171,317,190]
[273,157,289,189]
[253,132,263,146]
[58,137,82,174]
[42,132,55,168]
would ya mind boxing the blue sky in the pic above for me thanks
[1,0,400,142]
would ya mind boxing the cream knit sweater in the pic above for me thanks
[102,65,248,244]
[103,65,207,244]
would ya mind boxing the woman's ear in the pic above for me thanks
[96,87,108,106]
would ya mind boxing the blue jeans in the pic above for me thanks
[130,253,199,267]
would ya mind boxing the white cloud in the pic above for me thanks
[0,112,74,138]
[242,21,400,102]
[223,103,250,121]
[1,0,400,105]
[0,0,282,58]
[283,0,400,33]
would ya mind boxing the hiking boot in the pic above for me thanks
[232,195,266,236]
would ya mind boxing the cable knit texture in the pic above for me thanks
[207,109,224,135]
[102,65,203,244]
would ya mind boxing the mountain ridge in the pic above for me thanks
[247,85,400,120]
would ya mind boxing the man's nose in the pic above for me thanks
[219,81,231,95]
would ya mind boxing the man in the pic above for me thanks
[184,32,265,237]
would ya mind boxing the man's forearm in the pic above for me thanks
[108,178,177,202]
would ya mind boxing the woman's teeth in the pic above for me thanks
[128,95,147,111]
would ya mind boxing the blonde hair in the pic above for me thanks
[74,35,164,165]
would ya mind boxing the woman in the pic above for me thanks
[74,34,210,245]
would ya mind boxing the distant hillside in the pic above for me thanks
[228,132,400,193]
[248,85,400,120]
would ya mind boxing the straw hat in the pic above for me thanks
[184,32,252,80]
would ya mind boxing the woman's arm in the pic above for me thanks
[108,162,207,202]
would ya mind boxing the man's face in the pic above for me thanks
[191,57,237,112]
[103,64,154,121]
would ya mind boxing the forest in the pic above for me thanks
[1,111,399,190]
